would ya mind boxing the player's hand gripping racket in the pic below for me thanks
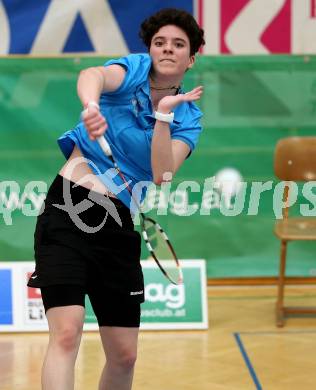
[97,135,183,285]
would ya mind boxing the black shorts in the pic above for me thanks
[27,175,144,326]
[40,284,141,327]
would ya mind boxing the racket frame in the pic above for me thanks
[96,134,183,285]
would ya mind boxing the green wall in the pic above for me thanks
[1,55,315,277]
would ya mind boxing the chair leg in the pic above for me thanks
[276,240,287,327]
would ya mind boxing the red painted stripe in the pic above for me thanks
[261,0,291,53]
[311,0,316,18]
[221,0,249,54]
[197,0,203,26]
[197,0,204,53]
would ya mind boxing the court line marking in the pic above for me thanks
[234,330,316,390]
[234,332,263,390]
[208,296,316,301]
[238,330,316,335]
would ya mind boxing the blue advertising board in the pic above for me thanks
[0,269,13,325]
[0,0,193,54]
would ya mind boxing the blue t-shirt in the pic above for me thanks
[58,53,203,210]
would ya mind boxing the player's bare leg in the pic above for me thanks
[98,326,139,390]
[42,306,85,390]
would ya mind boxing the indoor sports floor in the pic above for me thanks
[1,285,316,390]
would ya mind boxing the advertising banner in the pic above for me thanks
[1,1,316,55]
[0,260,208,332]
[200,0,316,54]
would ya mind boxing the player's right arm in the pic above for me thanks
[77,65,126,140]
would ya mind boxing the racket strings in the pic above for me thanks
[143,220,182,284]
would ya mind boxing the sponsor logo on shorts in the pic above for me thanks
[26,272,45,323]
[130,290,144,296]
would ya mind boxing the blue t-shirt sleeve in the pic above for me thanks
[103,53,151,96]
[171,108,203,154]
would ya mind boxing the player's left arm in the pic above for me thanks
[151,124,191,185]
[171,139,191,174]
[151,86,203,185]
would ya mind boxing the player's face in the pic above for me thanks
[150,25,195,78]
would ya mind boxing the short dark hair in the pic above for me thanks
[139,8,205,56]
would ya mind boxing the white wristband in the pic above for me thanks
[154,111,174,123]
[86,101,100,110]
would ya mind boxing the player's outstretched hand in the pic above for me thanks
[157,86,203,114]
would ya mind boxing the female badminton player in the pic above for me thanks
[28,8,205,390]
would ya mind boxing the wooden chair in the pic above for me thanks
[274,136,316,327]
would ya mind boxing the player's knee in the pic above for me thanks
[53,324,82,353]
[115,350,137,370]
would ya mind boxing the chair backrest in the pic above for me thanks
[274,136,316,181]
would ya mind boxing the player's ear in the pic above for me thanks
[186,55,195,72]
[187,55,195,69]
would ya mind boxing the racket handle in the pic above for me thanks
[81,106,112,157]
[97,136,112,157]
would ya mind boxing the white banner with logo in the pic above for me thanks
[0,260,208,332]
